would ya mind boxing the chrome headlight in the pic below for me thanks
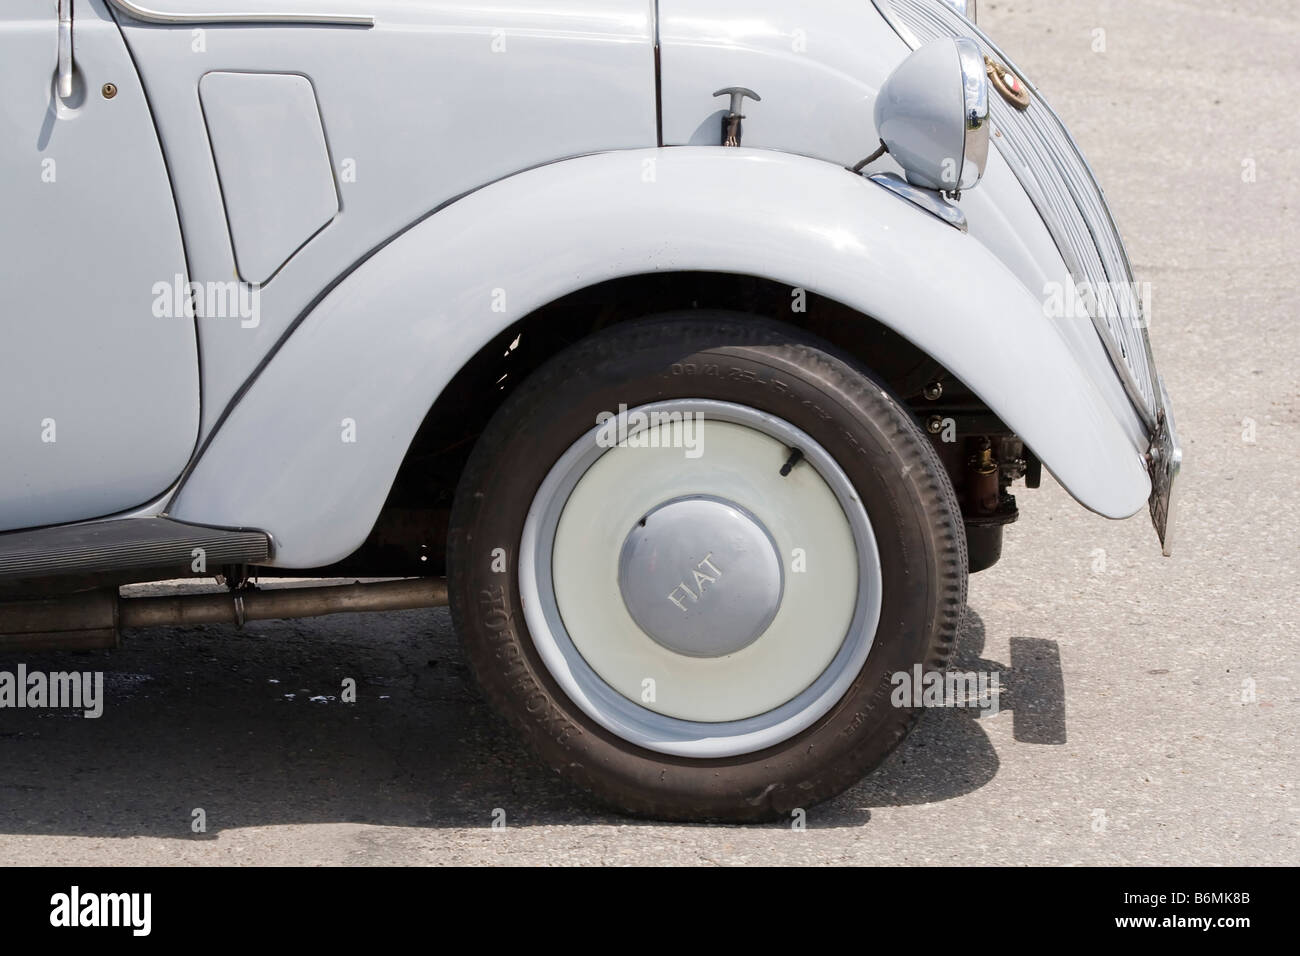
[872,37,990,193]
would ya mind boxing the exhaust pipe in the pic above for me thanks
[0,579,448,652]
[119,578,448,629]
[0,589,119,652]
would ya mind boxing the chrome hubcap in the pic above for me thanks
[617,495,784,658]
[519,399,882,758]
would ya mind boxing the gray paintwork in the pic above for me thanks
[2,0,1163,569]
[198,71,339,284]
[0,0,197,532]
[110,0,657,439]
[654,0,1151,453]
[171,148,1149,567]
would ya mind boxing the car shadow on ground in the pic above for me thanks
[826,613,1067,826]
[0,606,1064,837]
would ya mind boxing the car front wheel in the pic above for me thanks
[448,313,967,822]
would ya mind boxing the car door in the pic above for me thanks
[0,0,197,532]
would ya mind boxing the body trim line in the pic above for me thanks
[106,0,373,27]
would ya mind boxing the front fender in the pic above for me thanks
[172,148,1151,567]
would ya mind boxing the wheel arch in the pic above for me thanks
[392,273,944,522]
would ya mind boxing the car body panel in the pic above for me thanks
[658,0,1150,451]
[110,0,658,437]
[170,148,1151,567]
[1,0,1169,565]
[198,71,340,284]
[0,0,197,532]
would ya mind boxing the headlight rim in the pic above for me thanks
[955,37,990,191]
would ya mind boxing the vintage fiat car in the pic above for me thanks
[1,0,1178,821]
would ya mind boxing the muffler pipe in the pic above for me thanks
[0,589,119,652]
[118,578,448,629]
[0,579,448,652]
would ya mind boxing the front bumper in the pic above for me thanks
[1147,377,1182,556]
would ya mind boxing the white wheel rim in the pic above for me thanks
[519,400,883,759]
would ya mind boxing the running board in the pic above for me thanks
[0,517,270,582]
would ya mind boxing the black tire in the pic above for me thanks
[447,313,966,822]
